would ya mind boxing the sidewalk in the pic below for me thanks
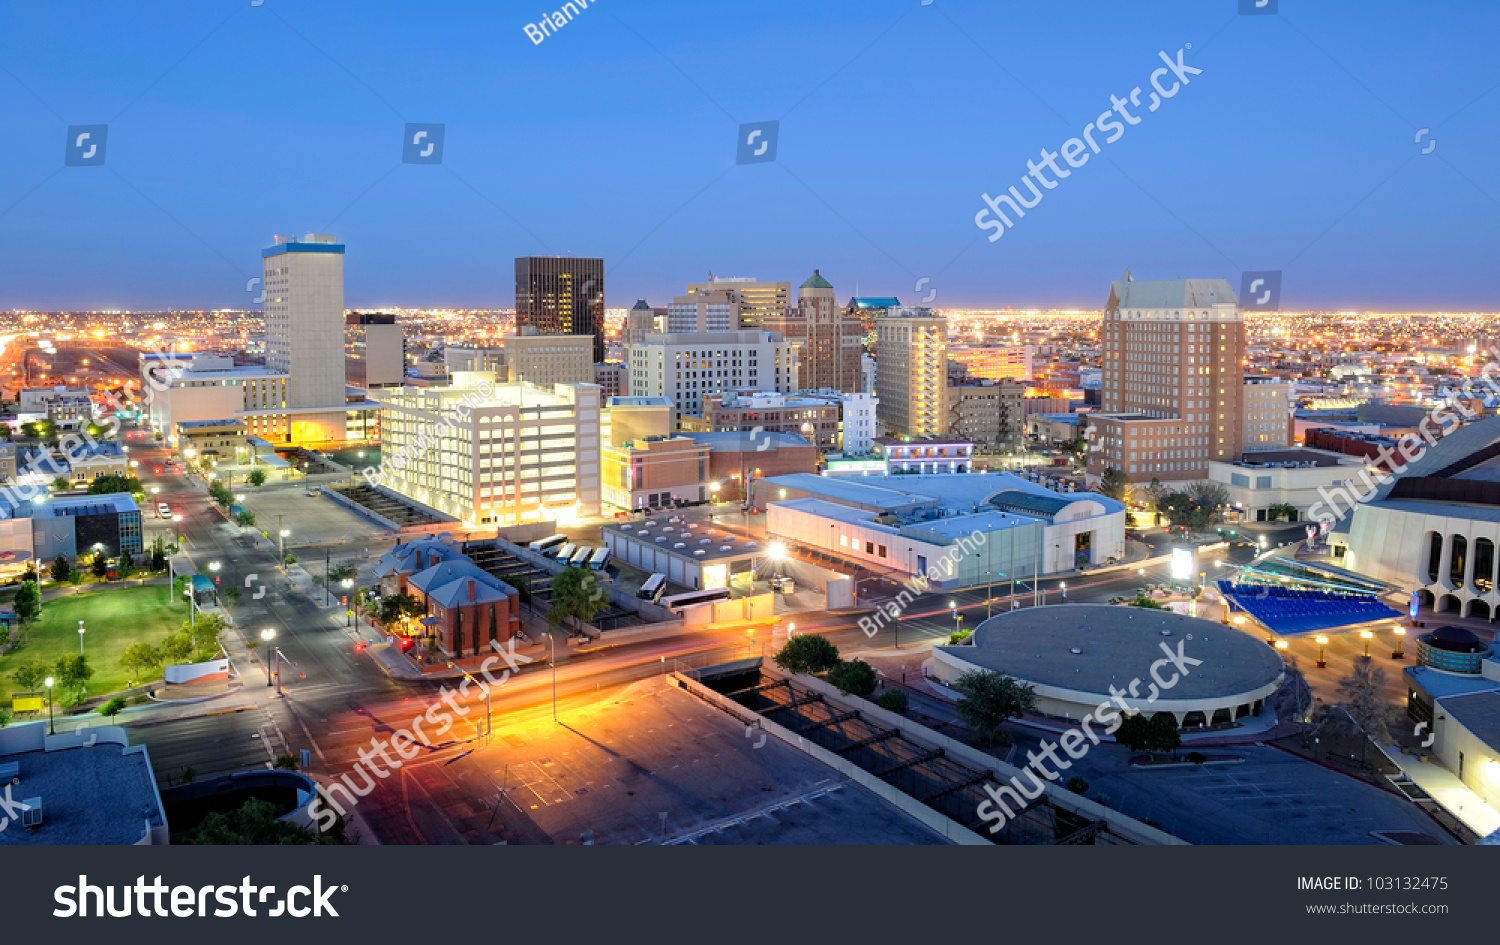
[1377,742,1500,839]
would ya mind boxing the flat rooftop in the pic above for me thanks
[607,518,761,562]
[943,604,1284,700]
[1232,449,1348,468]
[1436,689,1500,748]
[0,725,164,845]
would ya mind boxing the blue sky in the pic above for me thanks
[1,0,1496,311]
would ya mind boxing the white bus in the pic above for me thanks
[569,546,594,567]
[587,547,611,571]
[661,588,732,612]
[555,543,577,563]
[529,534,567,555]
[638,573,667,602]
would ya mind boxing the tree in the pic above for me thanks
[772,633,840,675]
[119,643,164,682]
[1158,491,1208,532]
[545,566,608,639]
[185,612,228,657]
[68,567,84,586]
[13,580,40,625]
[953,669,1036,745]
[375,590,424,628]
[1185,481,1230,525]
[222,586,241,606]
[1282,655,1316,747]
[876,689,909,714]
[52,476,71,492]
[49,553,70,583]
[236,509,256,527]
[247,468,267,487]
[328,562,357,583]
[274,754,299,771]
[150,538,166,572]
[11,657,48,693]
[86,474,143,496]
[1141,477,1170,526]
[1097,466,1130,501]
[52,653,94,698]
[1065,775,1090,795]
[497,573,531,613]
[208,480,233,506]
[162,634,194,664]
[99,696,128,718]
[1127,595,1165,610]
[178,797,346,845]
[1338,655,1391,767]
[91,552,109,579]
[1115,712,1181,758]
[1266,502,1297,522]
[827,658,877,697]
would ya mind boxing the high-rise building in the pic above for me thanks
[515,256,605,362]
[947,378,1026,450]
[667,288,739,333]
[262,233,350,443]
[1242,375,1294,451]
[443,328,594,391]
[685,277,789,329]
[946,345,1034,382]
[1088,272,1245,484]
[375,372,601,526]
[875,306,947,438]
[345,311,405,389]
[626,330,800,427]
[760,271,864,394]
[624,299,658,345]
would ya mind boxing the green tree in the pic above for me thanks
[49,553,70,583]
[207,480,232,506]
[772,633,840,675]
[545,567,607,638]
[51,476,71,492]
[236,509,256,527]
[953,669,1036,745]
[1127,595,1165,609]
[150,538,166,572]
[13,580,40,624]
[247,468,267,487]
[52,653,94,698]
[12,657,48,693]
[1097,466,1130,501]
[86,474,144,496]
[1141,477,1170,526]
[876,689,909,714]
[91,552,109,579]
[375,590,424,628]
[67,567,84,586]
[119,642,164,682]
[99,696,128,718]
[1266,502,1297,522]
[1158,491,1208,531]
[274,754,299,771]
[1066,775,1089,795]
[178,797,346,845]
[162,634,194,664]
[1185,481,1230,526]
[1115,712,1181,758]
[222,585,241,606]
[185,612,228,657]
[327,562,357,583]
[827,658,878,697]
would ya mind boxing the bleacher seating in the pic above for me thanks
[1218,582,1401,636]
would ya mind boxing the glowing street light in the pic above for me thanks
[44,677,55,734]
[1315,634,1328,668]
[1393,626,1406,660]
[261,629,276,687]
[1360,628,1373,657]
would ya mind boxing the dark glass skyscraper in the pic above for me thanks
[514,256,605,362]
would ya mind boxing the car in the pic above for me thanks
[156,502,171,518]
[153,466,162,474]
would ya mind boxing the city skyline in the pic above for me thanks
[2,1,1497,311]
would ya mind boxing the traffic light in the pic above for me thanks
[341,595,348,606]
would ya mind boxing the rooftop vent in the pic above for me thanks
[693,549,705,556]
[674,543,687,549]
[655,536,666,543]
[721,545,733,551]
[21,797,41,828]
[1070,646,1083,655]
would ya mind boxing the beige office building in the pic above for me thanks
[261,234,349,443]
[444,328,594,392]
[947,379,1026,449]
[684,277,790,329]
[875,306,947,438]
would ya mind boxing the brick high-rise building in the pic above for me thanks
[1088,272,1244,485]
[515,256,605,362]
[761,270,864,394]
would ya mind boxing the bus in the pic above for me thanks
[569,545,594,567]
[660,588,732,612]
[587,547,611,571]
[529,534,567,555]
[638,573,667,603]
[555,543,577,563]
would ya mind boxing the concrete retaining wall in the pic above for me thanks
[669,671,991,846]
[164,658,230,684]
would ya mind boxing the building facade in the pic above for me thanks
[947,379,1026,450]
[947,345,1034,382]
[601,434,711,512]
[262,234,349,443]
[626,331,800,427]
[760,271,864,394]
[444,329,595,391]
[875,306,947,438]
[1242,375,1294,451]
[873,437,973,475]
[345,311,404,389]
[375,373,602,526]
[684,277,790,330]
[515,256,606,363]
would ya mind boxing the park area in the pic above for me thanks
[1,583,184,702]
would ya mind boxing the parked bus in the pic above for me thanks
[569,545,594,567]
[660,588,732,612]
[529,534,567,555]
[638,573,667,603]
[555,543,577,563]
[587,547,611,571]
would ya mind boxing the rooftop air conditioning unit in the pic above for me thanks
[21,797,41,828]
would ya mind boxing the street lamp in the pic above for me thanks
[1392,626,1406,660]
[1274,639,1289,654]
[279,528,290,562]
[77,620,85,656]
[767,541,786,580]
[950,601,961,638]
[1059,581,1066,602]
[44,677,55,734]
[1315,634,1328,668]
[1360,628,1373,657]
[261,629,276,687]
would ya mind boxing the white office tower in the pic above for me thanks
[262,233,349,443]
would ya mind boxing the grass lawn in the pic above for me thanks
[1,583,187,701]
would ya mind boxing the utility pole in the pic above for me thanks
[325,547,331,606]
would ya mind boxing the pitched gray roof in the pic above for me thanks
[1111,277,1237,310]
